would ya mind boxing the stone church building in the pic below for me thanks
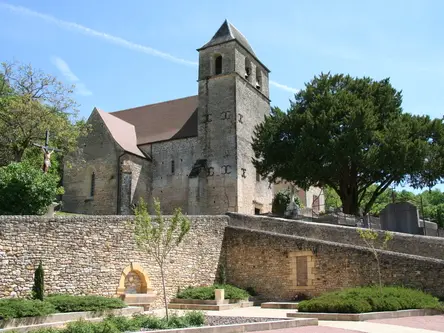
[63,20,321,215]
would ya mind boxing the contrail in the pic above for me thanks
[269,81,299,94]
[0,2,197,66]
[0,2,299,93]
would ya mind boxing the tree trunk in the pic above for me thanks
[159,265,169,320]
[340,191,359,215]
[13,149,24,162]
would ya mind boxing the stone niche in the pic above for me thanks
[116,262,157,310]
[289,250,315,294]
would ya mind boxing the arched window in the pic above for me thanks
[256,68,262,90]
[171,160,175,174]
[245,58,251,79]
[90,172,95,197]
[215,55,222,75]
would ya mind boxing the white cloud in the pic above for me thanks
[269,80,299,94]
[51,56,92,96]
[1,2,299,93]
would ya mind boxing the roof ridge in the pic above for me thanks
[225,19,235,39]
[227,20,249,44]
[111,95,198,114]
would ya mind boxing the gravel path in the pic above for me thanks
[204,316,281,326]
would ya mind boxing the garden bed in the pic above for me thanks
[176,285,250,301]
[0,295,127,320]
[287,308,442,321]
[296,286,443,315]
[0,307,142,331]
[2,314,317,333]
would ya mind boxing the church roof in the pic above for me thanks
[95,108,145,158]
[110,95,198,145]
[198,19,256,56]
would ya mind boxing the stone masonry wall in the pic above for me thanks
[63,110,121,215]
[0,215,228,308]
[235,75,272,214]
[147,138,200,214]
[198,60,238,214]
[228,213,444,259]
[119,153,152,214]
[224,227,444,299]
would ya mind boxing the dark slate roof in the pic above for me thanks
[199,19,256,56]
[110,96,198,145]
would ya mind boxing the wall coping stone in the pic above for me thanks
[287,309,442,321]
[227,226,444,265]
[226,212,444,259]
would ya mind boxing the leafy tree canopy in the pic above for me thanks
[0,61,88,167]
[253,73,444,215]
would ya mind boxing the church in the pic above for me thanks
[63,20,321,215]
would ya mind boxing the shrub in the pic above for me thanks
[0,299,56,320]
[0,162,61,215]
[27,312,205,333]
[176,284,249,300]
[46,295,126,312]
[298,286,442,313]
[272,190,291,216]
[32,261,45,301]
[272,190,302,216]
[181,310,205,326]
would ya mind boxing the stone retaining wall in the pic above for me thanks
[224,226,444,299]
[227,213,444,259]
[0,215,228,308]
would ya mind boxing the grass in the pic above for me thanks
[176,284,250,300]
[0,295,126,320]
[298,286,443,313]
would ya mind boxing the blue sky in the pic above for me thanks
[1,0,443,192]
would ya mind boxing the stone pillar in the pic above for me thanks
[120,163,132,215]
[215,289,224,304]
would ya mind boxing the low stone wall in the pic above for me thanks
[0,215,228,308]
[227,213,444,259]
[224,226,444,299]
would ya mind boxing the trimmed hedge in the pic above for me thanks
[176,284,250,300]
[298,286,443,313]
[0,299,56,320]
[46,295,126,312]
[0,295,126,320]
[25,312,205,333]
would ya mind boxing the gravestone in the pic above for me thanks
[420,219,438,236]
[380,202,421,234]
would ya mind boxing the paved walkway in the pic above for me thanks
[151,307,444,333]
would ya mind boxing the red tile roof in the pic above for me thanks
[110,96,198,145]
[95,108,145,158]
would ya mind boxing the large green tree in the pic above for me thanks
[0,61,88,166]
[253,73,444,215]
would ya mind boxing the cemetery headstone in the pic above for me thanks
[380,202,421,234]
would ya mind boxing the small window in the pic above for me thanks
[256,68,262,90]
[245,58,251,79]
[171,160,175,174]
[254,208,261,215]
[90,172,95,197]
[215,55,222,75]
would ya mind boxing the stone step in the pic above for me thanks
[168,301,253,311]
[261,302,299,309]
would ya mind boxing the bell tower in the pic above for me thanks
[194,20,272,214]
